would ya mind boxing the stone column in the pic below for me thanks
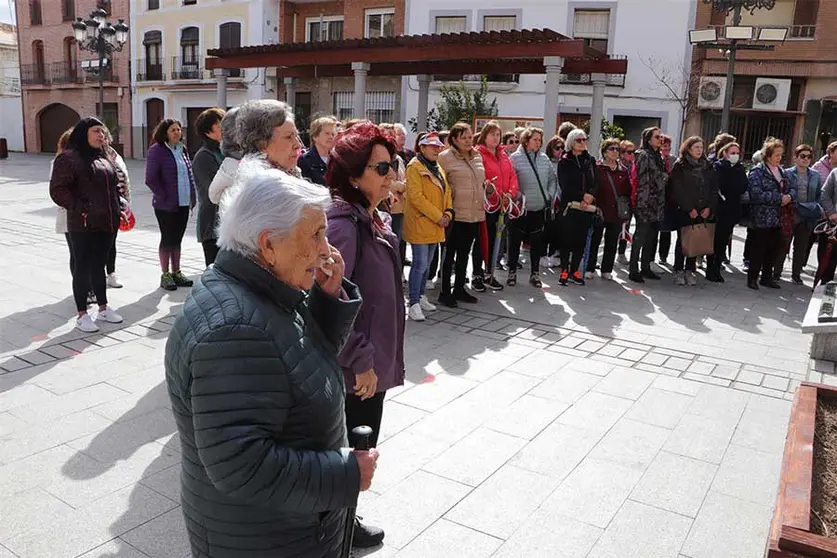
[284,77,296,108]
[352,62,371,119]
[589,73,608,154]
[215,69,228,108]
[543,56,564,137]
[417,74,432,131]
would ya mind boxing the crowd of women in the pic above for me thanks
[45,97,837,557]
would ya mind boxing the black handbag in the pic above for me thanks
[605,169,631,221]
[525,152,555,225]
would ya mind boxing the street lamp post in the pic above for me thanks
[72,10,129,123]
[691,0,784,133]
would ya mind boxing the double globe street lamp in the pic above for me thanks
[71,9,129,122]
[689,0,787,133]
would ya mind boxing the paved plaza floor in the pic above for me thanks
[0,153,829,557]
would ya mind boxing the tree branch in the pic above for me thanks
[639,55,688,111]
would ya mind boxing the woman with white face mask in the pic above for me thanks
[707,141,748,282]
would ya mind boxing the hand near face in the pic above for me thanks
[314,244,345,297]
[700,208,710,219]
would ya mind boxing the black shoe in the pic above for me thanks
[747,280,759,290]
[471,276,486,293]
[453,288,478,304]
[705,273,724,283]
[438,292,458,308]
[641,269,661,280]
[760,279,781,289]
[486,276,504,291]
[792,275,803,285]
[629,272,645,283]
[352,517,385,548]
[570,271,585,286]
[506,271,517,287]
[530,273,543,288]
[172,271,194,287]
[559,270,569,286]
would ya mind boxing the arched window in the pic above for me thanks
[219,22,241,77]
[179,27,200,79]
[32,40,45,83]
[142,31,163,81]
[64,37,78,82]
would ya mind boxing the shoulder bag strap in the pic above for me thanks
[525,152,549,206]
[604,168,619,200]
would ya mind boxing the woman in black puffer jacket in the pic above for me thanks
[708,141,748,282]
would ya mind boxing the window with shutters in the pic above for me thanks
[306,17,344,42]
[143,31,163,81]
[434,16,466,34]
[181,27,199,64]
[29,0,42,25]
[573,9,610,53]
[219,22,242,77]
[148,0,159,9]
[365,8,395,39]
[791,0,818,38]
[33,40,45,81]
[483,15,515,32]
[62,0,75,22]
[332,91,395,124]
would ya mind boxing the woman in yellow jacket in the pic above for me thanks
[404,132,454,322]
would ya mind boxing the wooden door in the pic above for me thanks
[146,98,164,149]
[39,103,79,153]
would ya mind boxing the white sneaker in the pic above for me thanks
[584,271,595,280]
[539,256,551,270]
[686,271,697,286]
[408,303,426,322]
[602,272,613,281]
[95,306,124,324]
[106,273,123,288]
[419,295,437,312]
[76,313,99,333]
[674,271,686,286]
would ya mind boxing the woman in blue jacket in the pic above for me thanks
[780,143,822,284]
[746,138,796,290]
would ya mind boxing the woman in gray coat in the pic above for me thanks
[191,107,225,266]
[165,167,379,558]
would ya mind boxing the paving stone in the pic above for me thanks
[636,363,682,377]
[593,367,657,401]
[528,368,600,404]
[736,369,765,385]
[397,519,503,558]
[640,352,668,366]
[423,428,527,487]
[0,356,28,372]
[66,407,176,464]
[0,411,28,437]
[733,382,787,399]
[624,388,693,429]
[506,349,573,379]
[492,509,602,558]
[511,421,600,479]
[485,394,569,440]
[0,487,75,541]
[587,500,692,558]
[761,374,790,392]
[687,361,715,375]
[445,465,561,540]
[77,540,149,558]
[556,391,633,434]
[37,344,79,359]
[681,491,774,558]
[546,345,590,358]
[541,457,643,528]
[10,383,128,425]
[377,401,427,443]
[16,351,55,366]
[743,363,791,379]
[688,385,750,421]
[0,410,111,464]
[683,372,731,387]
[589,418,671,471]
[106,330,140,343]
[553,335,585,349]
[617,348,647,362]
[711,444,782,507]
[730,405,790,455]
[578,340,606,353]
[664,356,693,371]
[630,451,717,517]
[650,375,704,396]
[812,359,835,374]
[121,507,191,558]
[711,365,740,380]
[561,357,615,377]
[391,373,478,412]
[664,413,738,464]
[597,344,626,358]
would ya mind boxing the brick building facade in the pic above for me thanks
[278,0,406,141]
[16,0,133,157]
[688,0,837,158]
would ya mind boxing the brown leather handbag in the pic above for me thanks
[680,222,716,257]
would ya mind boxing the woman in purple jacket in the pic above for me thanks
[145,119,196,291]
[325,121,404,550]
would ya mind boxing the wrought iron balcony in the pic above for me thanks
[136,59,164,81]
[559,73,626,87]
[50,61,82,84]
[80,59,118,83]
[20,64,47,85]
[789,24,816,39]
[171,56,206,80]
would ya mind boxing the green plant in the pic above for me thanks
[582,117,625,141]
[434,77,499,130]
[408,108,442,133]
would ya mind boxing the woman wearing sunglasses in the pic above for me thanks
[543,134,565,269]
[779,144,822,284]
[324,122,404,548]
[503,132,520,155]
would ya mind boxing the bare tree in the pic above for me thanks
[639,55,702,141]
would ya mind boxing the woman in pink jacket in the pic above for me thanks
[475,121,520,291]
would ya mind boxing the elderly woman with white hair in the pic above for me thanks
[235,99,304,178]
[165,167,380,558]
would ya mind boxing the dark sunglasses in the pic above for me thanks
[367,160,399,176]
[553,144,564,151]
[606,146,620,152]
[507,139,520,144]
[575,137,588,143]
[652,135,662,140]
[799,153,812,160]
[622,150,635,155]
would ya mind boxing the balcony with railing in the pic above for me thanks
[559,73,626,87]
[708,23,817,41]
[136,59,165,82]
[20,64,47,85]
[171,56,206,80]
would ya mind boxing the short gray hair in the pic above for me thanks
[217,165,331,258]
[393,123,407,135]
[565,128,588,152]
[220,106,243,159]
[236,99,295,156]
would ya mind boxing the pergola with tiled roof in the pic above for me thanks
[205,29,628,141]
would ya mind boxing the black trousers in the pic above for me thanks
[748,227,782,283]
[818,234,837,284]
[658,231,672,261]
[560,211,591,275]
[345,392,385,448]
[472,212,500,277]
[442,221,479,293]
[775,222,813,278]
[673,230,697,272]
[588,222,621,274]
[630,220,659,274]
[743,228,754,262]
[69,231,111,312]
[106,230,118,275]
[509,210,546,274]
[707,219,736,276]
[545,217,561,257]
[65,233,75,274]
[155,207,190,249]
[617,216,632,255]
[202,239,220,267]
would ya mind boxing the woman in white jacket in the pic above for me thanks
[208,107,243,205]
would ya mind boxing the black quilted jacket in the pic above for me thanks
[165,249,364,558]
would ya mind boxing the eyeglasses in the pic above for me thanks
[507,139,519,145]
[622,150,635,155]
[799,153,813,160]
[554,145,564,151]
[367,160,399,176]
[575,137,588,143]
[606,146,620,152]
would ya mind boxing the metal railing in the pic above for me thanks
[432,74,520,84]
[136,59,164,81]
[789,24,816,39]
[20,64,47,85]
[48,60,119,84]
[50,61,81,83]
[171,56,205,80]
[559,73,626,87]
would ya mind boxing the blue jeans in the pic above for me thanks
[408,243,437,305]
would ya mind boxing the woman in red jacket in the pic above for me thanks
[475,120,519,291]
[587,138,632,280]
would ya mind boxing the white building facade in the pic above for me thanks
[130,0,279,157]
[402,0,698,144]
[0,23,24,152]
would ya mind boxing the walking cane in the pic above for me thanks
[341,425,374,558]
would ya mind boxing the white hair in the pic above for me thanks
[217,165,331,258]
[565,128,588,152]
[393,123,407,135]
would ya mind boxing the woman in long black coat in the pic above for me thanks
[708,142,749,282]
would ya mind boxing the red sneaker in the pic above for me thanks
[559,270,569,285]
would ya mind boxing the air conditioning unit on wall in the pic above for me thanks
[752,78,792,111]
[697,76,726,109]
